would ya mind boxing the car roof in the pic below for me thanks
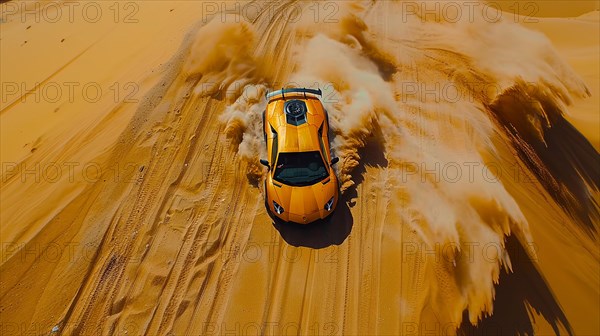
[266,94,326,153]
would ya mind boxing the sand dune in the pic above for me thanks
[1,1,598,335]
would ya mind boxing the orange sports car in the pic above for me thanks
[260,88,340,224]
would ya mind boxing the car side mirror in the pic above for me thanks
[331,157,339,165]
[260,159,270,169]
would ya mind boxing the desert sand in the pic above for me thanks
[1,1,598,335]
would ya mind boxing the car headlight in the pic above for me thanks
[324,196,335,211]
[273,200,284,214]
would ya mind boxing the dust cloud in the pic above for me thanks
[2,0,597,334]
[206,0,594,329]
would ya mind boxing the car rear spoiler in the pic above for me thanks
[265,88,322,100]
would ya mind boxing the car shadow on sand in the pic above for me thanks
[271,194,354,249]
[271,128,388,249]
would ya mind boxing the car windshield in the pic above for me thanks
[274,151,328,186]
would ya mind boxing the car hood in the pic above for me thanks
[270,177,336,216]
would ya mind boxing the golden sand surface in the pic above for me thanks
[1,1,598,335]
